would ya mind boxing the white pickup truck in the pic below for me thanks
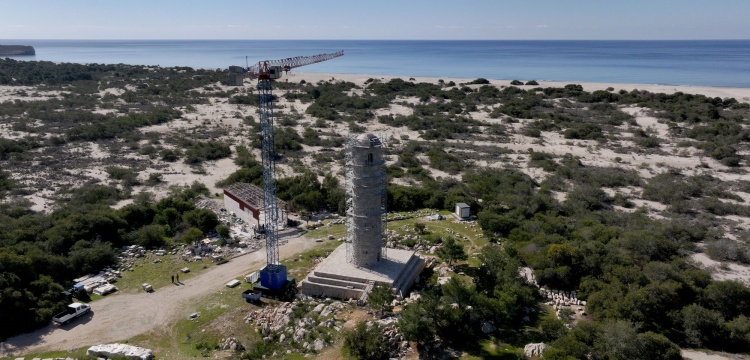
[52,302,91,325]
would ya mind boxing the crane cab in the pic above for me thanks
[268,66,283,80]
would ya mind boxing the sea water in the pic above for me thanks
[3,40,750,87]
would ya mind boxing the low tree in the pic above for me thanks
[436,237,467,266]
[181,227,204,244]
[135,224,166,248]
[398,294,440,346]
[680,304,727,348]
[216,224,230,240]
[413,222,426,234]
[299,209,311,225]
[343,321,389,360]
[367,283,395,316]
[183,208,219,233]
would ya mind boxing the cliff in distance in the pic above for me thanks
[0,45,35,56]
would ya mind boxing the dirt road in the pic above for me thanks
[0,231,320,357]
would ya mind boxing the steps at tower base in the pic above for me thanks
[300,245,425,301]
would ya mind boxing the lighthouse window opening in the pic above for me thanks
[367,153,373,166]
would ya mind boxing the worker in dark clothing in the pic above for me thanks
[176,273,180,283]
[171,275,174,283]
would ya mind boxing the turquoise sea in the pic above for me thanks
[3,40,750,88]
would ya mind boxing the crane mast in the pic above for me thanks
[229,51,344,291]
[257,63,279,270]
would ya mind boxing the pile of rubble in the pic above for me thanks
[118,245,180,269]
[243,298,346,353]
[375,317,411,358]
[86,343,154,360]
[220,337,244,351]
[385,229,438,252]
[541,288,587,318]
[194,195,221,211]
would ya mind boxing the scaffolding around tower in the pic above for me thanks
[345,133,387,267]
[299,133,424,300]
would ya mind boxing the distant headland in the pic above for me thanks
[0,45,35,56]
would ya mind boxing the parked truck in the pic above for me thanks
[52,302,91,325]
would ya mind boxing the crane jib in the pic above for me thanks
[230,50,344,79]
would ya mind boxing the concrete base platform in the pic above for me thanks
[300,244,424,302]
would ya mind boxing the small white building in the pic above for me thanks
[455,203,470,220]
[223,183,287,228]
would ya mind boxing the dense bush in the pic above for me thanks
[184,140,231,164]
[343,321,390,360]
[275,172,345,214]
[0,183,209,340]
[467,78,491,85]
[426,147,465,174]
[554,154,642,188]
[563,123,604,140]
[67,109,183,141]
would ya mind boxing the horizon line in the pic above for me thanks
[4,38,750,42]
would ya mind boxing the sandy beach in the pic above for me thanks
[293,72,750,102]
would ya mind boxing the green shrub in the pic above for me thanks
[468,78,490,85]
[343,321,389,360]
[184,140,231,164]
[563,123,603,140]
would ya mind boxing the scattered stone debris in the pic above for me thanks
[86,343,154,360]
[375,316,411,358]
[220,337,244,351]
[243,297,347,353]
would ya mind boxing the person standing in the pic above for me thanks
[171,275,174,283]
[176,273,180,284]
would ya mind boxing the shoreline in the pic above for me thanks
[293,72,750,102]
[3,56,750,93]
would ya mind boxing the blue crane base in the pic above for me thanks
[260,264,288,290]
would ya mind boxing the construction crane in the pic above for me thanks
[228,51,344,292]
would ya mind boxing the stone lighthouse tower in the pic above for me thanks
[346,133,386,267]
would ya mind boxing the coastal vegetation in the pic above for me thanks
[0,182,211,339]
[1,58,750,358]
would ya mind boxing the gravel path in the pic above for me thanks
[0,231,319,357]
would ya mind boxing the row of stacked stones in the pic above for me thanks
[524,343,548,357]
[540,288,587,317]
[443,228,472,242]
[243,298,346,353]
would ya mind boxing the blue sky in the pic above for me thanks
[2,0,749,40]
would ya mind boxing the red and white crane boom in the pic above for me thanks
[228,50,344,85]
